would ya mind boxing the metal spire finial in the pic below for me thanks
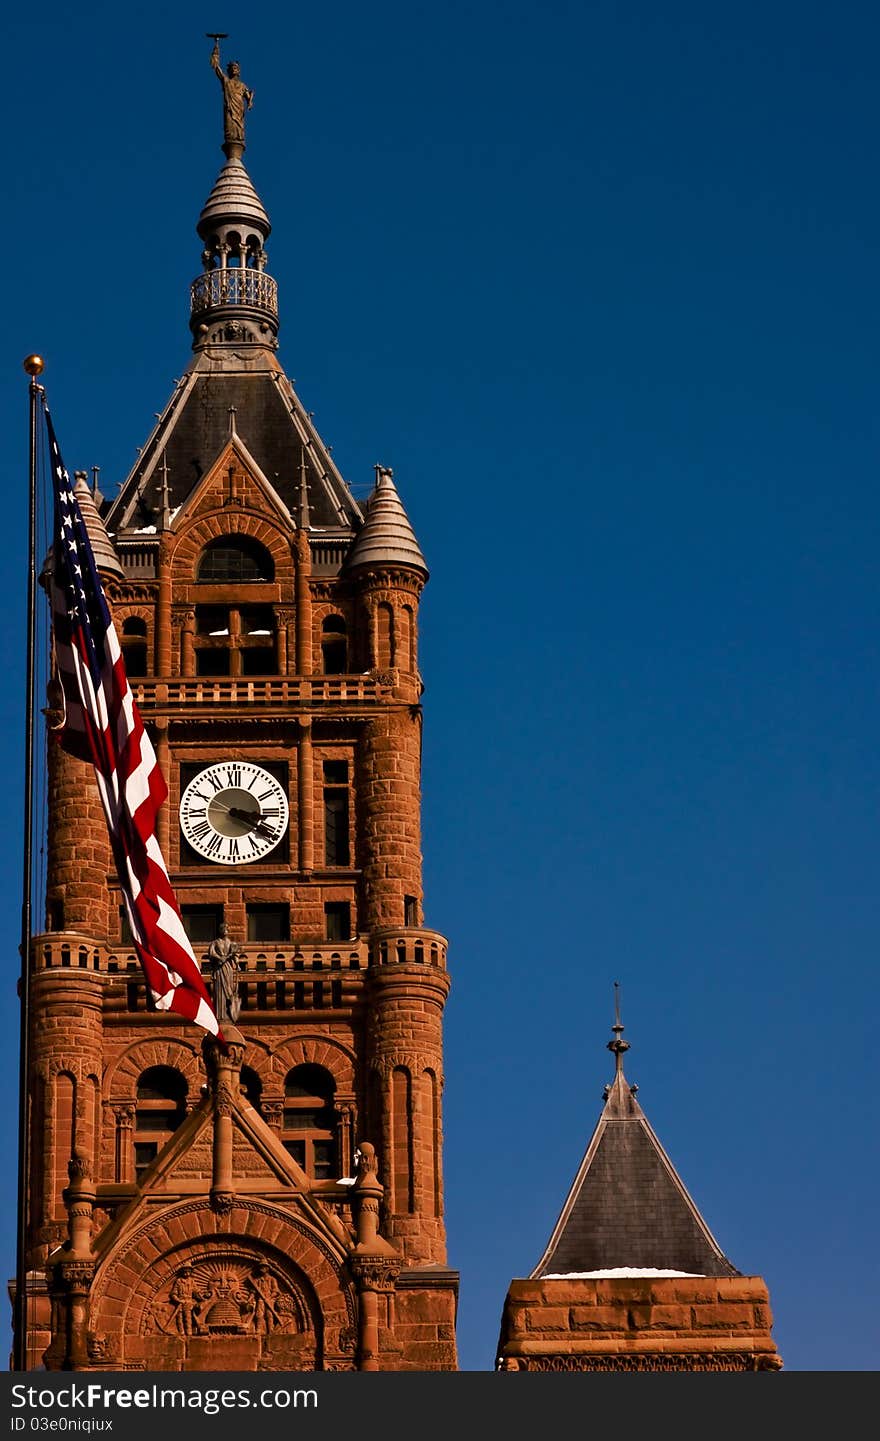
[606,979,630,1075]
[298,446,311,530]
[158,451,172,532]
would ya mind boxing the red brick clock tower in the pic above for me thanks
[21,50,457,1372]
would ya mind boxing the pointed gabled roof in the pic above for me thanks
[105,353,363,540]
[531,1009,738,1280]
[346,465,427,575]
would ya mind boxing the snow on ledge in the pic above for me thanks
[542,1268,704,1279]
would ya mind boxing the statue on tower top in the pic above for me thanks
[209,34,254,156]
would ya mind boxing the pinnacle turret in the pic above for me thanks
[347,466,427,576]
[189,42,278,351]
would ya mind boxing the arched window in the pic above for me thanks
[135,1066,187,1181]
[282,1064,338,1179]
[122,616,148,677]
[241,1066,263,1116]
[197,536,274,583]
[377,602,394,667]
[321,615,347,675]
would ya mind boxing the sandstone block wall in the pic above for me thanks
[497,1276,782,1371]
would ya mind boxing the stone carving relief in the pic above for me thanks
[502,1352,778,1372]
[146,1257,310,1339]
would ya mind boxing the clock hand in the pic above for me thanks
[207,798,262,827]
[202,797,280,841]
[227,805,278,840]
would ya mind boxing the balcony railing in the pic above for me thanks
[32,931,448,982]
[368,929,448,970]
[130,675,385,709]
[190,268,278,320]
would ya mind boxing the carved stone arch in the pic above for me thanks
[238,1033,273,1080]
[104,1037,202,1102]
[313,601,349,623]
[269,1034,356,1096]
[116,603,153,627]
[89,1198,356,1370]
[371,1052,428,1082]
[169,513,294,587]
[47,1057,86,1083]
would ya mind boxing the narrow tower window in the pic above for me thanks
[323,760,350,867]
[240,1066,264,1116]
[134,1067,187,1181]
[282,1065,338,1179]
[121,616,148,677]
[321,616,348,675]
[324,901,351,941]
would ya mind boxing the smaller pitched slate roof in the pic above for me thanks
[531,1028,739,1280]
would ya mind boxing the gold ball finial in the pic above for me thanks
[23,354,45,377]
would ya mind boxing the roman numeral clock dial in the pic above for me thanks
[179,762,289,864]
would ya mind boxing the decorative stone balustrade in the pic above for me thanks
[368,928,448,970]
[130,675,384,710]
[190,267,278,321]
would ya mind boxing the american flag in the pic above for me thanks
[45,402,221,1039]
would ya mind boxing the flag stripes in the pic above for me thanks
[44,402,221,1038]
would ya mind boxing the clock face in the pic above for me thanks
[179,761,289,865]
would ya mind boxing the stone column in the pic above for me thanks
[350,1143,400,1372]
[298,718,313,873]
[154,718,170,857]
[156,535,173,675]
[113,1104,135,1183]
[294,532,312,673]
[203,1026,246,1212]
[276,608,294,675]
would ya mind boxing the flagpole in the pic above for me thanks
[15,354,44,1371]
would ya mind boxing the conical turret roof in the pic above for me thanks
[198,156,271,238]
[73,475,123,579]
[347,467,427,575]
[531,1014,738,1280]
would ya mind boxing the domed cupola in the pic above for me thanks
[189,40,278,351]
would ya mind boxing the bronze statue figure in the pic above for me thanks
[208,922,243,1024]
[210,38,254,153]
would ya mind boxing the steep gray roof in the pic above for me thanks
[531,1046,739,1280]
[346,467,427,575]
[105,352,363,539]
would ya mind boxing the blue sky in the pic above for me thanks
[5,0,878,1372]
